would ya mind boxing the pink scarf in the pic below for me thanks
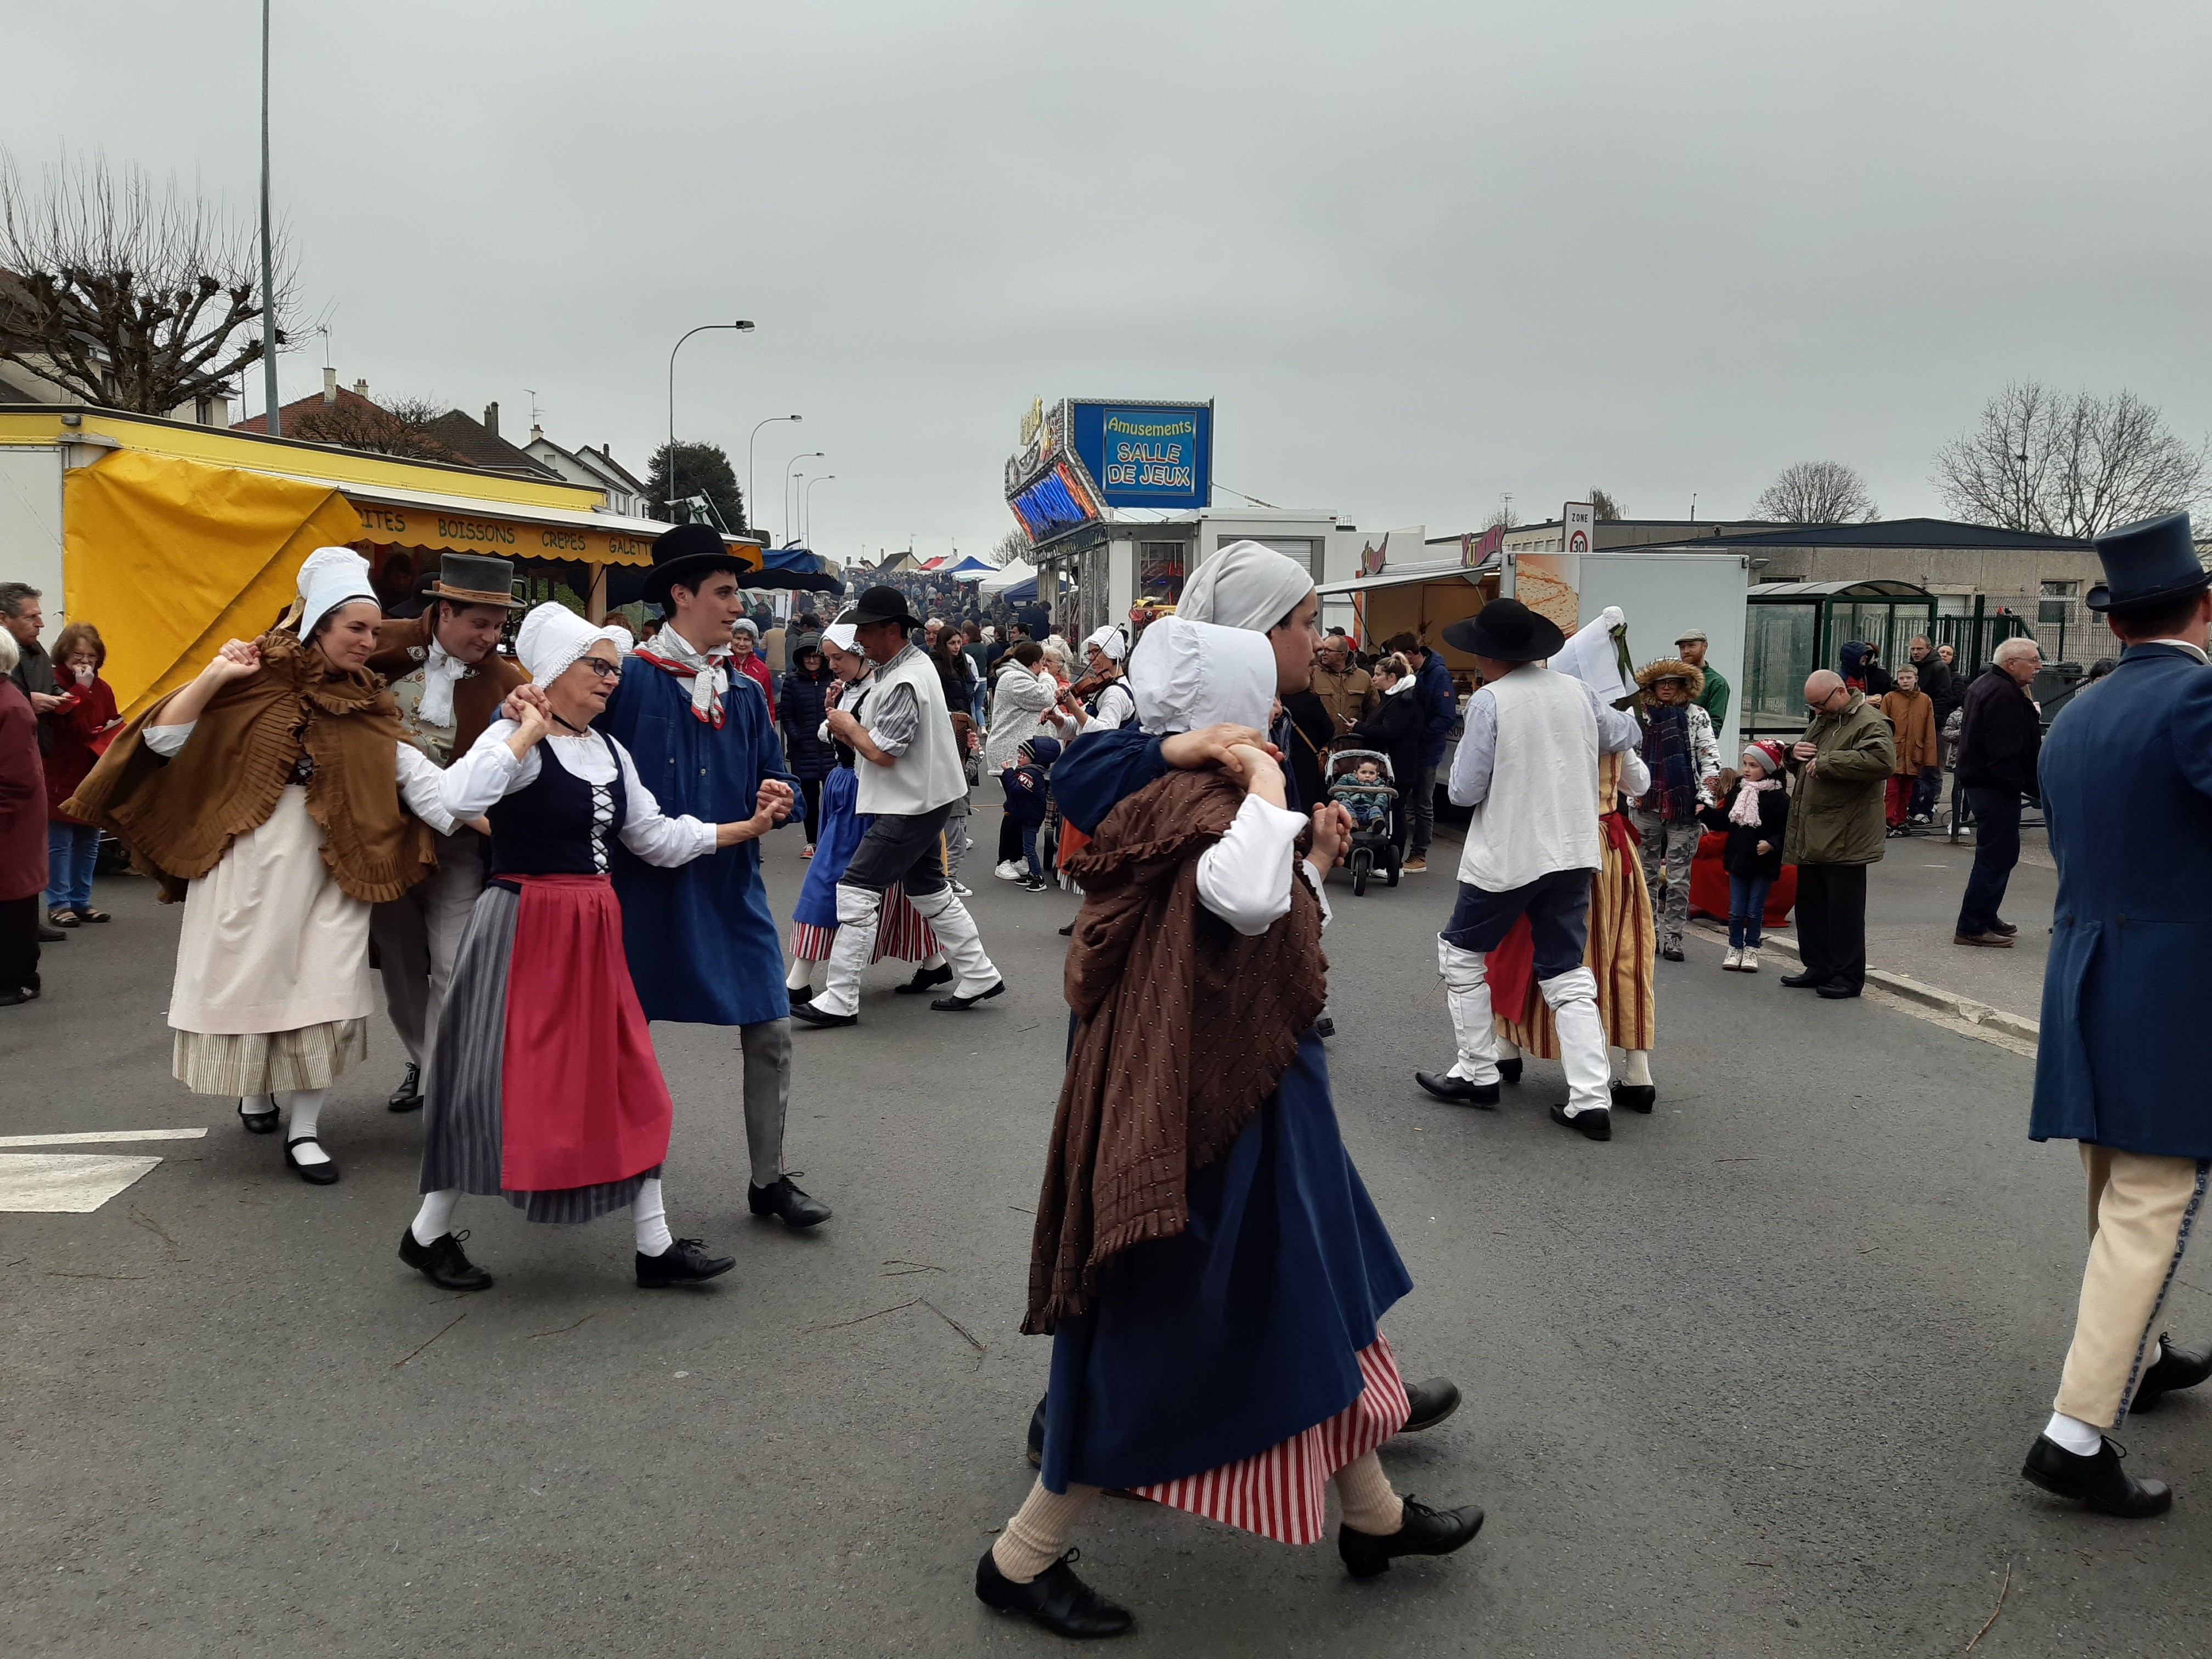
[1728,776,1779,827]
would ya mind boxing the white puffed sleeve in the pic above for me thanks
[1619,747,1651,799]
[612,741,718,867]
[1195,794,1312,936]
[441,720,537,817]
[395,744,459,836]
[142,721,195,757]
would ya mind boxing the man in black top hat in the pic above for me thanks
[1411,600,1641,1143]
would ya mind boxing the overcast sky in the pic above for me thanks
[11,1,2210,560]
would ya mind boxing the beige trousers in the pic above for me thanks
[2055,1144,2211,1428]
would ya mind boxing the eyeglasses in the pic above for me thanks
[577,657,622,681]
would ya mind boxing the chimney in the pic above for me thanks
[484,400,499,438]
[531,423,543,443]
[322,366,338,405]
[354,379,368,399]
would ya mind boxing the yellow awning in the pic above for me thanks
[336,485,757,571]
[65,449,365,718]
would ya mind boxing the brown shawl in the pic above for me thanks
[1024,769,1327,1335]
[63,631,435,904]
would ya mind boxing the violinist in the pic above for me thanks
[1049,625,1137,740]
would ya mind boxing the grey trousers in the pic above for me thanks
[738,1017,791,1189]
[1408,764,1438,857]
[371,829,486,1072]
[1630,808,1699,950]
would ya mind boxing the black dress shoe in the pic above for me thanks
[398,1227,494,1291]
[1415,1071,1499,1108]
[1498,1057,1522,1084]
[36,922,66,943]
[1338,1496,1485,1579]
[975,1549,1134,1639]
[1401,1378,1461,1434]
[1816,981,1861,1000]
[932,980,1005,1012]
[1058,922,1075,937]
[789,1001,857,1028]
[284,1136,340,1184]
[1025,1396,1048,1467]
[1993,918,2019,935]
[894,963,954,995]
[636,1238,736,1287]
[2132,1334,2212,1412]
[237,1094,279,1133]
[387,1061,424,1113]
[1779,970,1831,989]
[1315,1016,1336,1039]
[1550,1103,1611,1141]
[2022,1434,2171,1517]
[748,1175,832,1228]
[0,986,31,1007]
[1611,1082,1657,1114]
[789,983,814,1005]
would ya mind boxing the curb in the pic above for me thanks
[1688,919,2039,1042]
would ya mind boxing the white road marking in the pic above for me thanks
[0,1153,165,1213]
[0,1128,208,1148]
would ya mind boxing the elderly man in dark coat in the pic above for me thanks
[1779,669,1893,999]
[2022,512,2212,1519]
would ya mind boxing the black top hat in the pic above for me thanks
[2087,512,2207,613]
[846,584,923,631]
[643,522,749,608]
[1442,597,1566,663]
[428,552,524,610]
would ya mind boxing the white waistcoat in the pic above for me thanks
[1456,665,1601,891]
[855,650,968,817]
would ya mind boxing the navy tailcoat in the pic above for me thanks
[2033,642,2212,1157]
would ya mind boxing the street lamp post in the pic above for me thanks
[665,320,754,522]
[803,475,836,548]
[748,414,800,539]
[258,0,280,435]
[782,450,823,545]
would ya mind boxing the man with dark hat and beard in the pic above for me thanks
[1414,599,1642,1142]
[2019,511,2212,1517]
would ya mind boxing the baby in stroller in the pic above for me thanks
[1325,748,1401,894]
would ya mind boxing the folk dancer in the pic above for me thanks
[1413,599,1643,1142]
[402,604,776,1292]
[365,552,525,1113]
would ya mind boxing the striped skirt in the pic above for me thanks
[1131,1337,1409,1545]
[1499,812,1656,1057]
[173,1019,369,1096]
[788,884,936,964]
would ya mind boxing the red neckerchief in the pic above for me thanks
[631,647,727,729]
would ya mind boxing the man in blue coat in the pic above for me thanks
[2022,511,2212,1517]
[599,524,832,1229]
[1387,633,1457,873]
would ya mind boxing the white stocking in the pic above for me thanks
[785,955,812,992]
[1497,1032,1522,1061]
[633,1177,673,1256]
[411,1188,459,1245]
[1622,1048,1654,1086]
[280,1088,329,1164]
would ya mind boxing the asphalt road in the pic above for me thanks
[5,806,2208,1658]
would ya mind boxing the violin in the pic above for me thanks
[1066,666,1119,706]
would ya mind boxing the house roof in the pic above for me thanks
[233,384,386,435]
[420,409,558,479]
[1643,517,2095,552]
[579,443,646,495]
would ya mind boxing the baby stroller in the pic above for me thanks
[1325,748,1401,896]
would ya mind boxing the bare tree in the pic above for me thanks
[290,398,454,463]
[0,150,298,415]
[1590,487,1623,521]
[1754,460,1879,524]
[1933,381,2207,538]
[1482,503,1520,532]
[989,528,1029,566]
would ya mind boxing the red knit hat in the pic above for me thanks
[1743,740,1786,777]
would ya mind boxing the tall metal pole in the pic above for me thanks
[782,452,822,545]
[259,0,280,435]
[665,320,753,522]
[748,414,799,539]
[804,475,835,548]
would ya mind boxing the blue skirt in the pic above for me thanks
[792,766,864,930]
[1040,1027,1412,1493]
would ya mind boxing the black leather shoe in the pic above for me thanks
[1816,981,1861,1000]
[789,983,814,1005]
[387,1062,423,1113]
[1611,1082,1657,1114]
[36,922,66,943]
[636,1238,736,1287]
[0,986,30,1007]
[2132,1334,2212,1412]
[2022,1434,2171,1517]
[749,1175,832,1228]
[284,1136,340,1184]
[1415,1071,1499,1108]
[894,963,954,995]
[1315,1017,1336,1039]
[237,1094,279,1134]
[1550,1104,1611,1141]
[1057,922,1075,937]
[1338,1496,1485,1579]
[1779,970,1831,989]
[1401,1378,1461,1434]
[1025,1396,1048,1468]
[932,980,1005,1012]
[975,1549,1134,1639]
[789,1001,857,1028]
[1498,1058,1523,1084]
[1993,918,2018,935]
[398,1227,494,1291]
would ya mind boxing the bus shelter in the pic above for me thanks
[1741,579,1937,739]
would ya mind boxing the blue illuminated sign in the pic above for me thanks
[1069,401,1212,511]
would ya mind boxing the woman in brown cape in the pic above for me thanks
[67,548,456,1183]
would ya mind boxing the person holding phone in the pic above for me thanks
[41,622,120,929]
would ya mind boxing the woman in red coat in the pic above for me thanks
[0,627,49,1005]
[42,621,120,927]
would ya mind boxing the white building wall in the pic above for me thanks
[0,444,66,643]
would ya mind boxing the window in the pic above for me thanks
[2040,579,2081,597]
[1139,540,1184,604]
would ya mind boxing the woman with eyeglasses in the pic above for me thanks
[398,603,785,1295]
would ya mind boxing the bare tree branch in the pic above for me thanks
[1933,381,2206,538]
[0,148,298,414]
[1754,460,1879,524]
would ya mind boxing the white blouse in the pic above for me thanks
[1195,794,1333,938]
[440,721,717,868]
[143,721,459,837]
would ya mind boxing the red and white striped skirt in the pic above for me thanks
[1131,1336,1409,1545]
[787,884,938,964]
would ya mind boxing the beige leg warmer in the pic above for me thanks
[990,1479,1101,1582]
[1333,1451,1404,1536]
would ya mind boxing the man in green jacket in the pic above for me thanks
[1677,629,1729,734]
[1779,670,1894,1000]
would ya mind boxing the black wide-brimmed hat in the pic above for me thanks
[643,522,749,608]
[1442,597,1566,663]
[2087,511,2207,613]
[846,584,923,630]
